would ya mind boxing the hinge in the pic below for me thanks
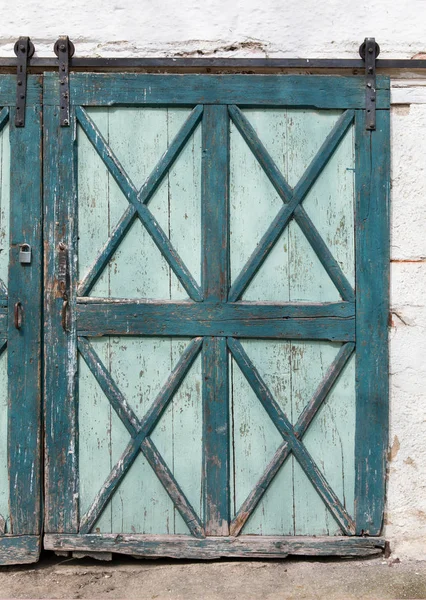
[14,37,35,128]
[359,37,380,131]
[54,36,75,127]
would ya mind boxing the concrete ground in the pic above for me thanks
[0,553,425,599]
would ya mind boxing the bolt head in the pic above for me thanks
[17,80,22,86]
[18,119,23,126]
[63,119,69,125]
[368,47,373,53]
[60,44,66,51]
[20,94,25,99]
[19,44,25,52]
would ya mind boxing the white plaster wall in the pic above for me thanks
[1,0,426,561]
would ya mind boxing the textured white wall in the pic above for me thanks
[1,0,426,561]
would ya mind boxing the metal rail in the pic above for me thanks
[0,57,426,70]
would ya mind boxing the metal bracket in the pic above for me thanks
[359,38,380,131]
[14,37,35,128]
[54,36,75,127]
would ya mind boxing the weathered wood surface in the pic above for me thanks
[0,76,42,107]
[76,106,202,302]
[45,534,385,558]
[354,109,390,535]
[228,106,355,302]
[43,103,79,533]
[78,336,204,536]
[0,535,40,564]
[76,106,203,535]
[77,301,355,340]
[43,73,391,109]
[8,98,42,536]
[230,342,355,536]
[229,107,357,535]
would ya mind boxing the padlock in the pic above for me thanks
[19,244,32,265]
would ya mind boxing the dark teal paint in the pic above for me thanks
[42,73,391,109]
[43,102,80,534]
[76,300,355,340]
[354,108,390,535]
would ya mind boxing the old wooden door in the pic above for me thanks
[0,76,42,564]
[43,73,390,558]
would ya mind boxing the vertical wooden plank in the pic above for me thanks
[202,337,229,535]
[354,108,390,535]
[0,119,9,528]
[202,105,230,535]
[77,110,112,533]
[8,97,42,535]
[168,109,203,533]
[202,105,229,303]
[44,75,79,532]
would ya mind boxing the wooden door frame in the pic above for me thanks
[0,75,43,564]
[43,72,390,558]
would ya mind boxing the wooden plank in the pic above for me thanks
[0,75,42,107]
[202,105,229,301]
[203,338,229,535]
[0,112,10,295]
[230,342,355,536]
[45,533,386,558]
[43,73,390,109]
[76,106,202,301]
[0,535,40,565]
[77,301,355,341]
[354,109,390,535]
[228,107,355,302]
[228,337,356,535]
[8,103,42,535]
[43,102,79,533]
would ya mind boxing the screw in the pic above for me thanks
[19,44,25,52]
[20,94,25,99]
[17,80,22,86]
[63,119,69,125]
[370,122,374,128]
[367,82,372,88]
[60,44,66,52]
[61,65,65,71]
[60,80,65,85]
[368,47,373,53]
[17,119,23,126]
[368,67,373,73]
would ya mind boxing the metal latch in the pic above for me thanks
[54,36,75,127]
[359,37,380,131]
[19,243,32,264]
[14,37,35,128]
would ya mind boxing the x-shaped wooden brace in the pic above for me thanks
[75,105,204,301]
[78,335,205,538]
[228,337,356,536]
[228,106,355,303]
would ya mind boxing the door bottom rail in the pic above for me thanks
[44,534,385,559]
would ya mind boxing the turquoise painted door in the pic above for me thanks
[43,73,390,558]
[0,76,42,564]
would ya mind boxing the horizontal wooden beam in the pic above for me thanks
[77,301,355,341]
[43,74,390,109]
[44,534,385,559]
[0,536,40,565]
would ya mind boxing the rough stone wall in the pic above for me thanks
[1,0,426,561]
